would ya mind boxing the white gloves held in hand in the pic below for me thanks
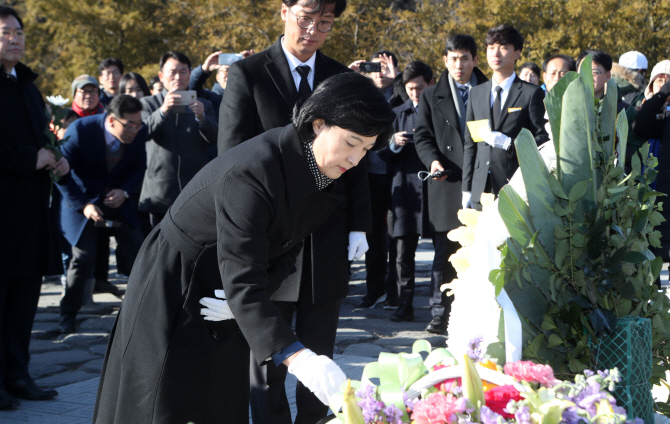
[347,231,368,261]
[288,349,347,405]
[483,131,512,150]
[462,191,473,209]
[199,290,235,321]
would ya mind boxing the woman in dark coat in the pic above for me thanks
[92,73,395,424]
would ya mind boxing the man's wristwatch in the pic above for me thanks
[123,190,130,199]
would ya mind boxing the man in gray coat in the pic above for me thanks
[139,51,218,227]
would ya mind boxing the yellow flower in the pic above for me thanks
[448,246,471,276]
[447,225,476,247]
[457,208,481,227]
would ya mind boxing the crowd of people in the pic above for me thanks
[3,0,670,422]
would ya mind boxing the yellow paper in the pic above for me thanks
[466,119,491,142]
[508,107,522,113]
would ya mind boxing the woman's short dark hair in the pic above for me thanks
[402,61,433,86]
[107,95,143,118]
[150,75,161,86]
[446,34,477,58]
[119,72,151,97]
[292,72,395,151]
[0,6,23,29]
[485,24,524,52]
[519,62,541,77]
[282,0,346,17]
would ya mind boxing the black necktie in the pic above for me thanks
[296,65,311,98]
[459,86,469,106]
[492,86,503,129]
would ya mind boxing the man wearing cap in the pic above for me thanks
[613,51,648,105]
[71,74,104,117]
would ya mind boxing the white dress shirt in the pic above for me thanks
[280,37,316,92]
[490,72,516,110]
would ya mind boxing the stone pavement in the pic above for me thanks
[1,240,667,423]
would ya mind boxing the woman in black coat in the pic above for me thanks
[92,73,395,424]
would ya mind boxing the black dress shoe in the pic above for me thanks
[354,293,386,310]
[390,302,414,322]
[57,317,76,334]
[94,280,122,297]
[425,316,448,334]
[0,387,19,410]
[4,378,58,400]
[383,300,399,310]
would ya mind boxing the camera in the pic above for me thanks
[359,62,381,73]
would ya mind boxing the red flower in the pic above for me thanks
[484,385,522,419]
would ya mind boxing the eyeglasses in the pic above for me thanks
[76,88,100,96]
[287,8,333,33]
[0,29,24,40]
[113,116,144,133]
[101,70,121,77]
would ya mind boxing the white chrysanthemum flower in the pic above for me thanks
[46,95,69,106]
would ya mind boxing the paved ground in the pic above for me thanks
[1,240,667,423]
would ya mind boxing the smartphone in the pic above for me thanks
[218,53,243,66]
[172,90,197,113]
[359,62,381,73]
[405,133,414,141]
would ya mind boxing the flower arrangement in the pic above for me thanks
[328,338,641,424]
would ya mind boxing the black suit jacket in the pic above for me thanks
[415,68,488,232]
[462,75,548,202]
[217,37,369,303]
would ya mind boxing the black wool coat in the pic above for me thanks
[218,37,370,303]
[93,125,344,423]
[378,99,429,238]
[415,68,488,232]
[0,63,63,278]
[462,76,549,203]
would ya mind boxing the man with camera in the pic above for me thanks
[56,95,146,334]
[139,51,218,228]
[414,34,489,334]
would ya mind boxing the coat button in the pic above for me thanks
[211,330,218,340]
[282,240,292,248]
[446,146,453,151]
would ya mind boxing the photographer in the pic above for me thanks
[633,61,670,260]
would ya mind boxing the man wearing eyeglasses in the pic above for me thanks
[56,95,147,334]
[217,2,371,424]
[98,58,124,106]
[71,74,104,117]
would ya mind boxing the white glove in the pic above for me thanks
[483,131,512,150]
[347,231,368,260]
[199,290,235,321]
[462,191,473,209]
[287,349,347,405]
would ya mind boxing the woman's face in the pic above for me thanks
[311,119,377,179]
[652,74,669,95]
[519,67,540,85]
[124,79,145,98]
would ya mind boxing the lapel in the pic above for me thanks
[432,72,460,132]
[495,76,523,130]
[264,38,300,110]
[278,125,340,209]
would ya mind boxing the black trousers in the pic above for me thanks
[393,235,420,305]
[430,232,458,318]
[364,173,392,300]
[61,220,143,321]
[249,240,341,424]
[0,275,42,383]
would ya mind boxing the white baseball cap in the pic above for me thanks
[619,51,648,70]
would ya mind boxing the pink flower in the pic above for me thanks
[504,361,558,387]
[411,393,459,424]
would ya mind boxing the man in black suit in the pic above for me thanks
[462,24,548,210]
[415,35,488,334]
[218,2,371,423]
